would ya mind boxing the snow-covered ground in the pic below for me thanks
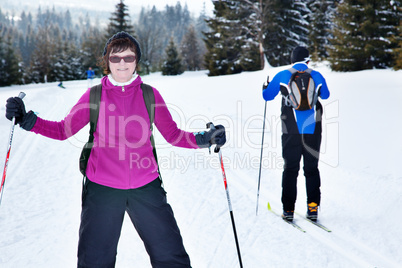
[0,63,401,267]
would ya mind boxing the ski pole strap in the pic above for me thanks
[206,122,221,153]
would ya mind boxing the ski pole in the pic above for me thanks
[256,76,269,215]
[1,92,26,207]
[207,122,243,268]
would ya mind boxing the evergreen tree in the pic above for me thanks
[162,37,184,75]
[167,3,191,45]
[180,25,202,71]
[49,33,65,82]
[28,23,56,83]
[81,27,105,75]
[241,0,270,69]
[307,0,340,61]
[204,0,239,76]
[195,2,209,60]
[18,11,29,36]
[105,0,135,38]
[238,0,268,70]
[393,22,402,70]
[263,0,309,66]
[0,34,22,86]
[64,10,73,30]
[204,0,260,76]
[329,0,401,71]
[135,6,164,74]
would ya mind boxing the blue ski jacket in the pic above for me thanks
[262,63,330,134]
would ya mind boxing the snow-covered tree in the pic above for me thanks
[329,0,401,71]
[162,37,184,75]
[393,22,402,70]
[240,0,267,69]
[307,0,340,61]
[0,33,22,86]
[204,0,260,76]
[263,0,310,66]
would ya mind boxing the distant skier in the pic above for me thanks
[58,82,65,89]
[5,31,226,268]
[86,67,95,88]
[262,46,330,222]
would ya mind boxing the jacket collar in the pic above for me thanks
[107,73,138,86]
[292,62,309,72]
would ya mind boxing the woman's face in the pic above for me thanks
[109,48,137,83]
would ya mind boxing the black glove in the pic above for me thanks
[195,125,226,148]
[5,97,37,131]
[262,76,270,91]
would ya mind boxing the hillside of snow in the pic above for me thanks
[0,64,401,267]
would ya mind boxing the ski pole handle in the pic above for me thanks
[206,122,221,153]
[18,92,26,100]
[262,75,269,91]
[206,122,215,130]
[262,76,269,90]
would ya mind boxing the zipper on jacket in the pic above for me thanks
[122,85,125,92]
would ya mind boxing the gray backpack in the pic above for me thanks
[281,68,318,111]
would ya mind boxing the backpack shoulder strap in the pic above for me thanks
[140,83,162,180]
[281,68,298,97]
[89,84,102,134]
[288,67,298,74]
[79,84,102,176]
[140,83,155,127]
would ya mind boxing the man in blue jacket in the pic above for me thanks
[263,46,330,222]
[86,67,95,88]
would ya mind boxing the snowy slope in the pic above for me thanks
[0,64,401,267]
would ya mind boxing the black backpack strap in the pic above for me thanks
[141,83,155,127]
[79,84,102,176]
[140,83,162,181]
[89,84,102,133]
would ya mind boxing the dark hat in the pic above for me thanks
[103,31,141,63]
[291,46,310,63]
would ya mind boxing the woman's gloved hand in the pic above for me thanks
[194,125,226,148]
[5,97,37,131]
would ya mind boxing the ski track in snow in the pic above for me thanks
[0,65,401,267]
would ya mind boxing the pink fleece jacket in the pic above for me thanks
[31,75,199,189]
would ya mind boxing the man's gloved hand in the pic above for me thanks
[5,97,37,131]
[195,125,226,148]
[262,76,270,91]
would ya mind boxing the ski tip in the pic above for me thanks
[267,202,271,210]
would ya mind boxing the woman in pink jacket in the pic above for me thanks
[5,32,226,268]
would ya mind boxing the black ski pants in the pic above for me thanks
[281,132,321,211]
[77,178,191,268]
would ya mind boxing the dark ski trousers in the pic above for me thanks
[281,132,322,211]
[77,178,191,268]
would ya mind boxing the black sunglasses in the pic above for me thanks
[109,55,136,63]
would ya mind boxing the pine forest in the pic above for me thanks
[0,0,400,87]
